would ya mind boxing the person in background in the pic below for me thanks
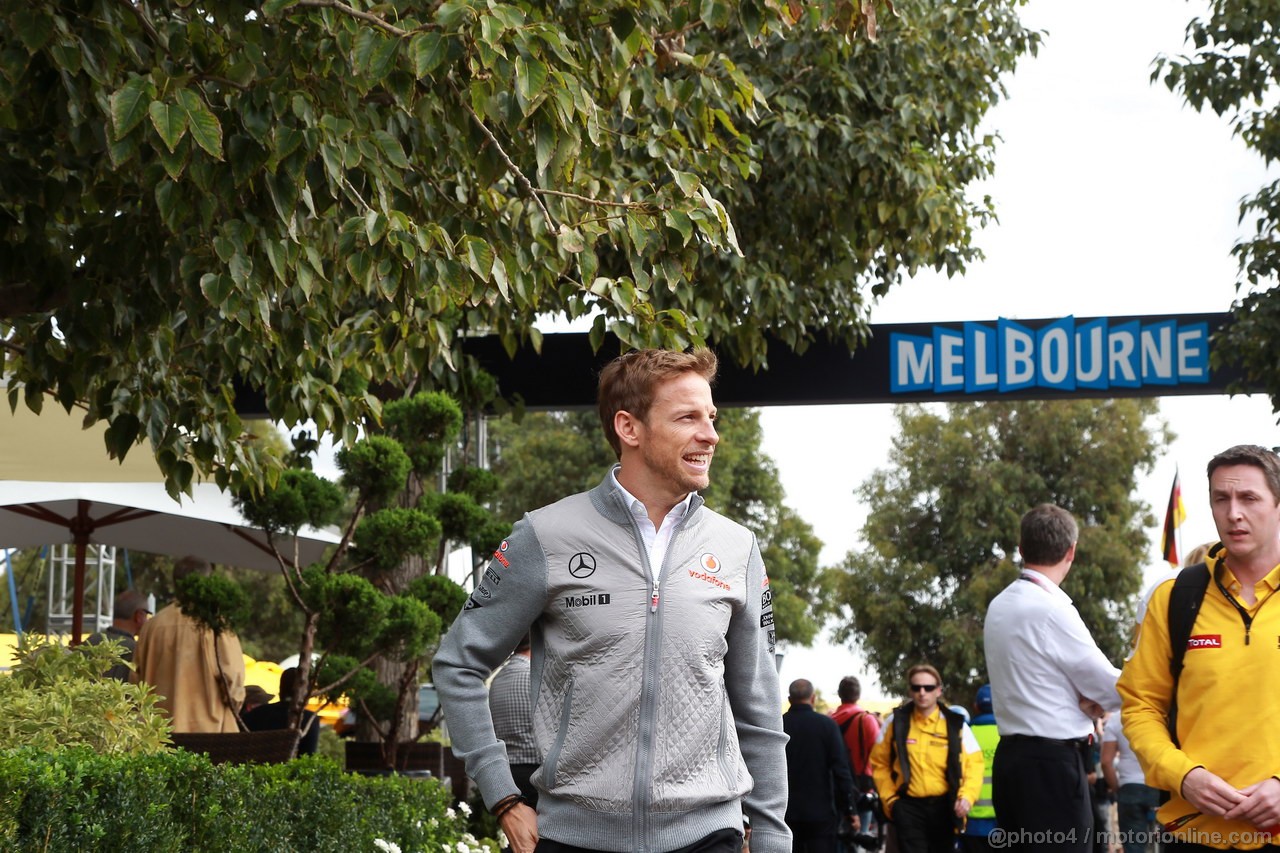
[132,556,245,733]
[983,504,1120,853]
[870,664,984,853]
[242,666,319,756]
[1101,713,1159,853]
[830,675,881,835]
[783,678,857,853]
[84,588,150,681]
[488,633,539,806]
[960,684,999,853]
[242,684,274,714]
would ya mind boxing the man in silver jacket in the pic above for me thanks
[434,348,790,853]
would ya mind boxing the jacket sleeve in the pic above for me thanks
[432,516,549,809]
[723,535,791,853]
[827,718,856,814]
[869,717,897,816]
[958,723,985,805]
[1117,578,1198,792]
[1044,605,1121,713]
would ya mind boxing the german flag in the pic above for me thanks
[1160,471,1186,566]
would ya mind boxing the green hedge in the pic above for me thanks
[0,748,493,853]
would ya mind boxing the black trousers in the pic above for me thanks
[991,734,1092,852]
[786,817,839,853]
[893,795,954,853]
[535,828,741,853]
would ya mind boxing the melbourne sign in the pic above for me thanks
[889,316,1210,395]
[460,312,1246,409]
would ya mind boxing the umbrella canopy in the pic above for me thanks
[0,481,340,642]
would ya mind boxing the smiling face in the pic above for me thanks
[1211,463,1280,572]
[615,371,718,515]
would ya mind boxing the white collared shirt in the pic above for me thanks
[983,568,1121,739]
[610,469,692,575]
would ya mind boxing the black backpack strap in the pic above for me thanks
[1166,559,1212,747]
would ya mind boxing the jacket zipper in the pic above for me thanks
[632,505,695,852]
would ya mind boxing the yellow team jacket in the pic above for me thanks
[869,706,984,819]
[1118,550,1280,849]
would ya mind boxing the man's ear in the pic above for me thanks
[614,410,643,450]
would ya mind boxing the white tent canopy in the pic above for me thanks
[0,481,340,573]
[1,399,341,640]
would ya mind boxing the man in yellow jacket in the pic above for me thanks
[1120,445,1280,852]
[870,664,984,853]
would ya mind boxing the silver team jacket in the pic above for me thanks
[433,471,791,853]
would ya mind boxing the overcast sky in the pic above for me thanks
[762,0,1280,700]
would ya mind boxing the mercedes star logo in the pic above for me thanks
[568,552,597,578]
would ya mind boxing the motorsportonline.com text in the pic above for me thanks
[988,827,1275,849]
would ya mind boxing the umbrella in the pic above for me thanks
[1,401,341,641]
[0,481,340,642]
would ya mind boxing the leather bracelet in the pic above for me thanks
[492,794,526,820]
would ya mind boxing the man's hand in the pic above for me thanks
[954,796,972,818]
[1078,697,1106,720]
[1182,767,1247,818]
[1224,777,1280,831]
[499,803,539,853]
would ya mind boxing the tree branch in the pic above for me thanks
[459,99,560,234]
[293,0,409,38]
[539,188,661,211]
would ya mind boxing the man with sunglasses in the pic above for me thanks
[983,504,1121,852]
[1119,445,1280,851]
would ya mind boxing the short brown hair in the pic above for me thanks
[596,348,718,458]
[173,555,211,581]
[1019,504,1078,566]
[906,664,943,698]
[1207,444,1280,503]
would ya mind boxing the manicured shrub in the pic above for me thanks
[0,748,497,853]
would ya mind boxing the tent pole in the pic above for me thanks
[69,500,91,645]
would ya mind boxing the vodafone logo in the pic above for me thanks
[1186,635,1222,649]
[700,553,720,574]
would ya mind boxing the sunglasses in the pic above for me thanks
[909,684,939,693]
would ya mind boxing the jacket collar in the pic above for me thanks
[590,465,705,527]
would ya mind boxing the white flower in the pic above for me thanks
[445,807,457,820]
[497,829,509,849]
[441,845,452,852]
[456,842,469,853]
[459,801,472,817]
[428,818,438,828]
[374,840,402,853]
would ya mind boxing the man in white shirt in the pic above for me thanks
[983,504,1121,852]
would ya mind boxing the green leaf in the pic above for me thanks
[558,228,585,254]
[610,9,636,41]
[156,140,190,180]
[436,1,473,29]
[670,169,701,198]
[262,0,295,15]
[373,131,410,169]
[177,88,224,160]
[109,76,153,139]
[410,32,448,78]
[462,236,494,282]
[148,100,188,153]
[535,116,556,175]
[368,33,400,81]
[516,57,548,109]
[200,273,232,307]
